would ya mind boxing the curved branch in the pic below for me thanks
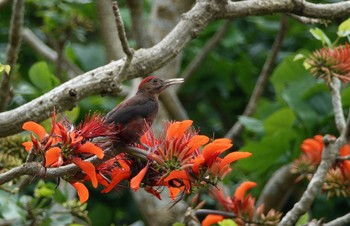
[224,0,350,19]
[0,145,147,185]
[0,0,24,111]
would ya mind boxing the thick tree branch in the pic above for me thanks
[224,0,350,19]
[0,145,147,185]
[0,0,24,111]
[225,15,288,139]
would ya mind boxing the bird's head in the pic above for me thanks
[137,76,184,96]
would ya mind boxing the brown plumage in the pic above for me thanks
[105,76,184,145]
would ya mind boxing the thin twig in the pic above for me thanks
[225,15,288,139]
[112,1,134,79]
[286,13,330,25]
[325,212,350,226]
[176,20,231,93]
[337,155,350,161]
[0,0,24,111]
[329,78,346,135]
[279,135,342,226]
[126,0,151,48]
[194,209,237,219]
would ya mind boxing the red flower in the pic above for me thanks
[307,43,350,83]
[202,214,224,226]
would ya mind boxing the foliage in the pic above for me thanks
[1,0,350,225]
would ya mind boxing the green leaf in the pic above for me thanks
[218,219,238,226]
[293,53,306,61]
[29,61,60,92]
[337,17,350,37]
[263,108,295,134]
[310,28,332,47]
[65,107,80,123]
[296,213,309,226]
[0,64,11,74]
[172,223,186,226]
[238,116,264,134]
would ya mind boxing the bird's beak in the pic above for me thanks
[163,78,184,88]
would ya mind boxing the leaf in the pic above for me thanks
[238,116,264,134]
[309,28,332,47]
[337,17,350,37]
[293,53,306,61]
[29,61,59,92]
[218,219,238,226]
[296,213,309,226]
[172,223,186,226]
[0,64,11,75]
[263,108,295,134]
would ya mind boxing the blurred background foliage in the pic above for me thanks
[1,0,350,225]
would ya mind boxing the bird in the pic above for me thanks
[105,76,184,145]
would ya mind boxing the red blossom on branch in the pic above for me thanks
[307,43,350,83]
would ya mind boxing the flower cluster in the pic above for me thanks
[306,43,350,83]
[126,120,252,200]
[291,135,350,197]
[22,116,251,204]
[22,113,116,203]
[202,182,281,226]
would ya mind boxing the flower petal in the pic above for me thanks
[166,120,193,140]
[202,142,232,161]
[220,152,252,169]
[76,142,104,159]
[202,214,224,226]
[22,121,47,140]
[234,181,257,201]
[192,155,205,174]
[22,141,33,152]
[45,147,61,167]
[187,135,209,153]
[102,170,130,193]
[72,157,98,188]
[130,164,149,191]
[71,182,89,203]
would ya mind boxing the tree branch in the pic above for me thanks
[112,1,134,79]
[325,212,350,226]
[0,0,24,111]
[0,145,147,185]
[126,0,151,48]
[224,0,350,19]
[22,28,83,76]
[96,0,124,62]
[279,135,343,226]
[225,15,288,139]
[329,78,346,135]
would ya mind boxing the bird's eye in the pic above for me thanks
[152,78,158,83]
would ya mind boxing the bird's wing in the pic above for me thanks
[105,96,158,124]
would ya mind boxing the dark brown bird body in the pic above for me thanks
[106,76,183,144]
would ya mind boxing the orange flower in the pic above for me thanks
[130,164,150,191]
[234,181,257,201]
[71,182,89,203]
[307,43,350,83]
[300,135,324,164]
[202,214,224,226]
